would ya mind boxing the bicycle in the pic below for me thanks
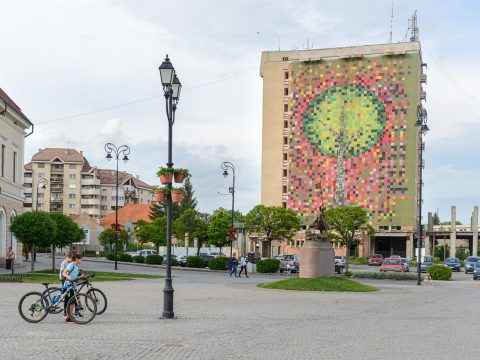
[18,281,97,324]
[41,274,107,315]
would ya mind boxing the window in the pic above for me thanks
[101,196,107,201]
[284,88,288,96]
[283,137,288,145]
[283,153,287,161]
[12,151,17,182]
[0,144,5,177]
[283,169,287,177]
[283,185,287,194]
[69,194,76,199]
[69,204,76,209]
[69,164,76,169]
[38,193,44,198]
[25,172,32,178]
[284,71,289,79]
[69,184,76,189]
[38,163,45,168]
[284,104,288,112]
[284,120,288,129]
[69,174,76,179]
[100,205,107,210]
[282,202,287,209]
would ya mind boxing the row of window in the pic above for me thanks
[37,163,77,170]
[0,144,17,182]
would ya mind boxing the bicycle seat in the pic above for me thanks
[41,282,51,286]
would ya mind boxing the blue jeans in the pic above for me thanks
[230,265,237,277]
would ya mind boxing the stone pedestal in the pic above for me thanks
[300,237,335,278]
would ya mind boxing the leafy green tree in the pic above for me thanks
[432,212,440,226]
[149,201,181,221]
[207,208,233,254]
[99,228,129,253]
[134,220,154,248]
[245,205,300,257]
[179,177,198,215]
[10,211,57,273]
[324,206,375,272]
[150,216,168,253]
[49,212,84,271]
[174,209,210,255]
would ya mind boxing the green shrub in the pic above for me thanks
[348,256,368,265]
[171,258,178,266]
[84,250,97,257]
[256,259,280,273]
[105,253,117,261]
[146,255,163,265]
[456,247,468,261]
[433,257,442,264]
[208,256,230,270]
[344,271,353,277]
[186,256,204,268]
[132,255,145,263]
[352,272,420,281]
[427,264,452,280]
[118,253,132,262]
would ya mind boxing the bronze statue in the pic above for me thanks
[310,204,329,232]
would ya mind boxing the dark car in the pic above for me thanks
[420,256,434,272]
[443,258,461,272]
[473,262,480,280]
[464,256,479,274]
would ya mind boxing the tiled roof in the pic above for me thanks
[32,148,85,163]
[99,204,152,228]
[70,213,103,231]
[97,168,152,189]
[0,88,31,123]
[24,162,33,171]
[81,158,93,172]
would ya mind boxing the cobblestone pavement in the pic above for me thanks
[1,266,480,359]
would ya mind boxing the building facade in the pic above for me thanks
[24,148,152,219]
[260,42,426,258]
[0,88,33,266]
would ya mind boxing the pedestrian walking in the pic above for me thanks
[5,247,15,270]
[230,253,238,278]
[238,254,249,278]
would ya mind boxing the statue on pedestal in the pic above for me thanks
[306,204,329,241]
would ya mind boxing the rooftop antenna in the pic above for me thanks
[409,10,419,42]
[389,0,394,43]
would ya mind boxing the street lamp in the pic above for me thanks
[35,178,48,211]
[104,142,130,271]
[221,161,236,260]
[159,54,182,319]
[415,105,429,285]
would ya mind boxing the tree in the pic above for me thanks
[99,228,129,253]
[49,212,84,271]
[10,211,57,273]
[245,205,300,257]
[149,201,181,221]
[150,216,168,253]
[207,208,232,254]
[432,212,440,225]
[134,220,154,248]
[179,177,198,215]
[174,209,210,255]
[324,206,375,272]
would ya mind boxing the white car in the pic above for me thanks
[335,255,346,266]
[400,258,410,272]
[131,249,157,257]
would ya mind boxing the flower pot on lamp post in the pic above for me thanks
[157,167,174,184]
[173,168,190,184]
[171,188,184,203]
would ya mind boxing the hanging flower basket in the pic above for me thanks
[174,168,190,184]
[157,167,174,184]
[171,189,184,203]
[153,190,165,202]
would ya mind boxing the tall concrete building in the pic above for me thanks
[260,41,426,258]
[24,148,152,219]
[0,88,33,266]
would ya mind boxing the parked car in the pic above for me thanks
[368,254,384,266]
[335,255,346,266]
[160,254,177,265]
[210,251,226,258]
[472,261,480,280]
[390,255,401,259]
[380,258,404,272]
[199,253,215,266]
[272,255,285,261]
[400,258,410,272]
[420,256,434,272]
[280,254,300,273]
[443,258,461,272]
[464,256,479,274]
[136,249,157,257]
[177,255,189,267]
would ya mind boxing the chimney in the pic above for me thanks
[80,151,83,157]
[64,149,68,155]
[136,175,140,179]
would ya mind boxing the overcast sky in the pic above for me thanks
[1,0,479,223]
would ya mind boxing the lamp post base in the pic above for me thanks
[162,278,175,319]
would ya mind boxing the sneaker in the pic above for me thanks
[65,317,72,322]
[73,312,84,317]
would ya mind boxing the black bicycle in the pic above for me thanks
[18,281,97,324]
[41,274,107,315]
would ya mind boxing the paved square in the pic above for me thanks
[1,264,479,359]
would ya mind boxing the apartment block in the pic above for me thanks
[24,148,152,219]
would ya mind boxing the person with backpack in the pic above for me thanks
[59,253,73,316]
[238,254,249,278]
[62,254,85,322]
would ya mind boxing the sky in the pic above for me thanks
[1,0,479,223]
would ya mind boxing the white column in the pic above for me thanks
[450,206,456,258]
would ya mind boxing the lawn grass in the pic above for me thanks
[11,270,162,284]
[258,277,378,292]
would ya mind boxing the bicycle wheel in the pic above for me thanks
[86,288,107,315]
[18,291,48,323]
[42,287,64,314]
[66,293,97,324]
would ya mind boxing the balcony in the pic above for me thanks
[82,178,100,186]
[51,206,63,212]
[51,186,63,193]
[124,190,138,198]
[50,177,64,184]
[24,177,32,184]
[85,208,101,217]
[81,187,100,196]
[283,128,290,136]
[51,165,64,173]
[81,198,99,206]
[50,198,63,204]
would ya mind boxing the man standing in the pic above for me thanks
[5,247,15,270]
[62,254,84,323]
[229,253,238,278]
[238,254,249,278]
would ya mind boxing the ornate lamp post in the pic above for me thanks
[221,161,236,260]
[105,142,130,271]
[35,177,48,211]
[159,54,182,319]
[415,105,429,285]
